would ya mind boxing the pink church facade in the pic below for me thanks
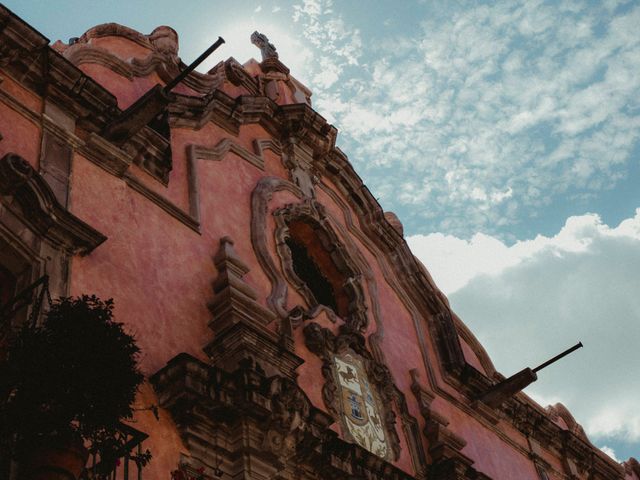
[0,4,638,479]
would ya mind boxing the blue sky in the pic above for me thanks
[6,0,639,464]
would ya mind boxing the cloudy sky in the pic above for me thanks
[7,0,639,463]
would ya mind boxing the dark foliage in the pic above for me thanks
[0,295,144,451]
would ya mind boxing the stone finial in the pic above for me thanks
[149,26,179,57]
[251,31,278,60]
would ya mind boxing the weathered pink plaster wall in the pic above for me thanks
[0,84,41,169]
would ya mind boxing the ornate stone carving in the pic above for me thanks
[251,31,278,61]
[262,376,311,458]
[251,176,304,319]
[153,354,319,476]
[221,58,260,95]
[281,137,318,198]
[148,26,179,58]
[153,352,416,479]
[63,23,225,94]
[273,198,369,333]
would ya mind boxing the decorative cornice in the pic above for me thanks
[63,41,225,95]
[0,5,118,127]
[0,153,106,254]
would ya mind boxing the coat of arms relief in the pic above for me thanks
[333,352,389,458]
[303,322,401,462]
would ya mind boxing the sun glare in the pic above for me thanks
[197,18,313,84]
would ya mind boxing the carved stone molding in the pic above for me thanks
[152,353,331,478]
[219,58,261,95]
[62,24,225,95]
[0,153,106,254]
[546,403,589,442]
[278,104,336,167]
[187,138,278,221]
[262,375,312,459]
[251,176,304,319]
[281,137,318,198]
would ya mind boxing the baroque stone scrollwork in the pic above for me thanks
[152,353,331,476]
[62,24,225,94]
[304,322,400,460]
[251,176,370,332]
[153,352,417,479]
[251,176,304,319]
[273,197,369,333]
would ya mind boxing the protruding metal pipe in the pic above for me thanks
[163,36,225,92]
[533,341,583,373]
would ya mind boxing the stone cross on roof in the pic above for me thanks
[251,31,278,61]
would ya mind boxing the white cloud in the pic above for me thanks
[600,446,620,463]
[293,0,640,236]
[409,210,640,447]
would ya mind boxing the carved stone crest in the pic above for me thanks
[304,322,401,461]
[333,351,389,458]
